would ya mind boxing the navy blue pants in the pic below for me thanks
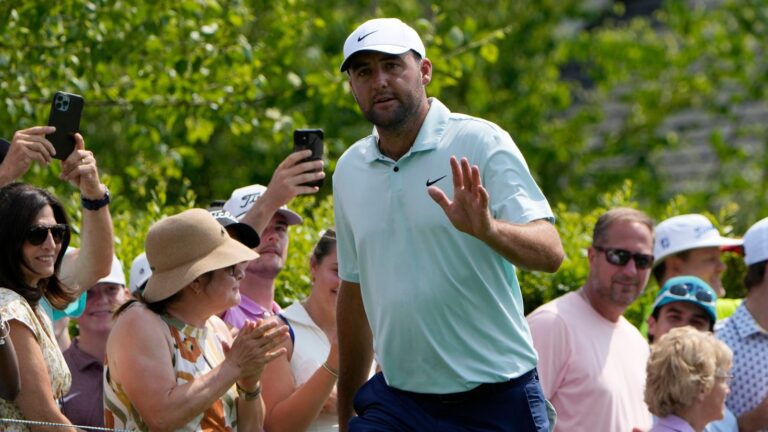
[349,370,550,432]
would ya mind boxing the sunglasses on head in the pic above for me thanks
[594,246,654,270]
[665,282,715,304]
[26,224,69,246]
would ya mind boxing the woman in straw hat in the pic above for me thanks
[104,208,289,431]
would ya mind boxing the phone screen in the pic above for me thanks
[293,129,324,188]
[46,92,84,160]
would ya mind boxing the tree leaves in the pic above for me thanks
[1,0,765,310]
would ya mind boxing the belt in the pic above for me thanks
[397,369,537,404]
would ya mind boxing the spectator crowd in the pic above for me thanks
[1,17,767,432]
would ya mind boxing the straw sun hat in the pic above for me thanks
[143,208,258,302]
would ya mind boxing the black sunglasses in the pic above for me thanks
[667,282,715,304]
[594,246,654,270]
[26,224,70,246]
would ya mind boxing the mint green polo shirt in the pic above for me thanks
[333,98,554,393]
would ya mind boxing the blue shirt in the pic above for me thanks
[333,98,554,393]
[41,293,87,322]
[704,407,739,432]
[716,303,768,418]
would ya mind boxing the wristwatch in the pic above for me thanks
[81,186,110,211]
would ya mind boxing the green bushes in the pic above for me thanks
[51,172,749,330]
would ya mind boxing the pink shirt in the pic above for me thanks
[527,291,652,432]
[221,294,281,329]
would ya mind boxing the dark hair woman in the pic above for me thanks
[262,229,350,431]
[0,130,113,431]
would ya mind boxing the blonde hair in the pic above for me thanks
[645,326,732,417]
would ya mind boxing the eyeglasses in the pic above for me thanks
[594,246,654,269]
[715,370,733,385]
[26,224,69,246]
[225,265,244,280]
[663,282,715,305]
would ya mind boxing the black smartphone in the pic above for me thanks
[293,129,324,188]
[46,91,84,160]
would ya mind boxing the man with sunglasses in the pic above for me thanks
[527,207,654,432]
[716,217,768,432]
[653,214,743,321]
[646,275,738,431]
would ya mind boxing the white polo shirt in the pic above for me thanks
[333,98,554,393]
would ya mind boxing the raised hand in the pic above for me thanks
[263,150,324,205]
[427,156,493,241]
[0,126,57,185]
[59,133,105,199]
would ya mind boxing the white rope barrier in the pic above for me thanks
[0,418,131,431]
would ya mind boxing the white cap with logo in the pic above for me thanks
[744,217,768,266]
[654,214,743,265]
[223,184,302,225]
[340,18,426,72]
[129,252,151,294]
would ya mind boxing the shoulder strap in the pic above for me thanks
[277,313,295,346]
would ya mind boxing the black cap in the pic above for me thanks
[208,208,260,249]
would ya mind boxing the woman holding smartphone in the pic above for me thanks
[0,131,112,431]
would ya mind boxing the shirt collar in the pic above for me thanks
[360,97,450,164]
[732,302,766,339]
[655,415,695,432]
[282,302,316,327]
[67,339,102,371]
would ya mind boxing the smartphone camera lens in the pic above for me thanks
[55,94,70,112]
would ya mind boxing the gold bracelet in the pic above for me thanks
[321,362,338,379]
[236,382,262,401]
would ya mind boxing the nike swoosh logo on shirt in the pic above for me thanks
[61,392,81,404]
[357,30,378,42]
[426,175,447,187]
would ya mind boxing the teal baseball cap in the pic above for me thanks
[652,275,718,324]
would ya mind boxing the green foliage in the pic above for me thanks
[1,1,765,325]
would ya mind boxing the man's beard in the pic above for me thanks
[362,91,421,131]
[245,258,284,280]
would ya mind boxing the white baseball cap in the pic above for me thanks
[97,255,126,286]
[223,184,302,225]
[129,251,151,294]
[744,217,768,266]
[340,18,426,72]
[654,214,743,265]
